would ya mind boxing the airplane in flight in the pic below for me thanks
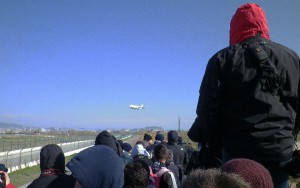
[129,104,144,110]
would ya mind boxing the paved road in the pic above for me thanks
[123,135,141,146]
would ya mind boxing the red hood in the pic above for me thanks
[230,3,269,45]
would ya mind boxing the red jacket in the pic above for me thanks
[7,184,16,188]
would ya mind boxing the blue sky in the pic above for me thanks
[0,1,299,130]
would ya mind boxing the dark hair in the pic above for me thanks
[154,144,168,161]
[182,169,251,188]
[117,139,123,146]
[143,133,152,141]
[95,130,123,156]
[136,141,144,145]
[124,161,149,188]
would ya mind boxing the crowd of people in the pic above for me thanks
[0,130,286,188]
[1,2,299,188]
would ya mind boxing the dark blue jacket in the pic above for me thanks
[67,145,124,188]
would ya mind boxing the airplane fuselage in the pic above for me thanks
[129,104,144,110]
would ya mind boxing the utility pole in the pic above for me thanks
[178,116,181,132]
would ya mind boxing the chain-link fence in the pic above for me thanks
[0,134,133,172]
[0,140,94,172]
[0,135,96,152]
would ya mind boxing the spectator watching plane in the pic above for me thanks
[129,104,144,110]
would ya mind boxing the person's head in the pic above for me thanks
[154,144,168,163]
[167,130,178,144]
[131,143,149,159]
[221,158,274,188]
[178,136,183,144]
[124,160,150,188]
[155,134,164,142]
[144,133,152,142]
[67,145,124,188]
[230,3,269,45]
[182,169,251,188]
[40,144,65,172]
[95,130,122,156]
[122,143,132,153]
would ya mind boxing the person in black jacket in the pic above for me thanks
[166,131,186,177]
[188,3,300,188]
[177,136,195,174]
[27,144,76,188]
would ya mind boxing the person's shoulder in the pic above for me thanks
[27,177,41,188]
[268,40,300,59]
[159,168,173,180]
[208,45,236,64]
[27,174,76,188]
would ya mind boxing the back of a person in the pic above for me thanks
[158,169,177,188]
[219,36,299,162]
[188,3,300,188]
[27,144,76,188]
[28,175,75,188]
[166,131,185,169]
[152,144,178,188]
[67,145,124,188]
[166,144,185,167]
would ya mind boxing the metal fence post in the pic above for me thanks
[31,148,33,162]
[6,151,9,167]
[19,149,22,168]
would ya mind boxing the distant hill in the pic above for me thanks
[0,122,25,129]
[144,126,164,131]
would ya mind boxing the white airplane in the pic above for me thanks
[129,104,144,110]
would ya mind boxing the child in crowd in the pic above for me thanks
[152,144,177,188]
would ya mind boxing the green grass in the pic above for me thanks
[9,165,40,187]
[8,154,76,187]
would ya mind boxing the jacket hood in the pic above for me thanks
[131,144,150,158]
[121,143,132,152]
[167,130,178,144]
[230,3,269,45]
[95,130,123,156]
[67,145,124,188]
[40,144,65,171]
[155,134,164,142]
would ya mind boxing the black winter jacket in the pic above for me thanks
[27,144,76,188]
[189,36,300,162]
